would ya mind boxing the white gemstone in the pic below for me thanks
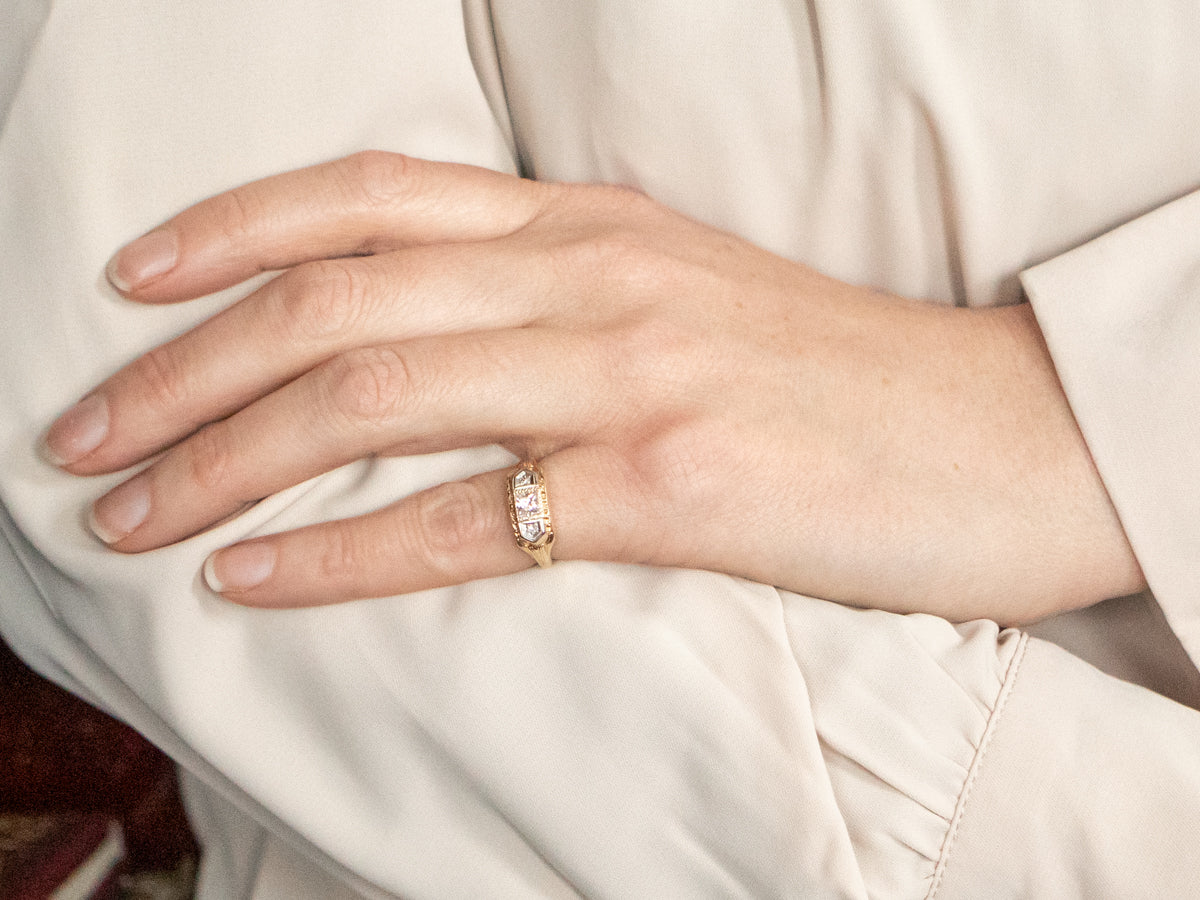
[519,520,544,542]
[513,469,535,488]
[514,490,542,514]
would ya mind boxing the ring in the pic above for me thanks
[507,460,555,568]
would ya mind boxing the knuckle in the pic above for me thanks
[315,525,370,584]
[576,182,658,233]
[559,180,648,215]
[529,185,669,305]
[594,180,654,212]
[133,344,192,412]
[323,345,414,426]
[600,234,669,294]
[627,422,722,505]
[211,186,263,247]
[276,259,370,344]
[411,481,494,574]
[184,421,239,493]
[556,227,667,303]
[337,150,417,211]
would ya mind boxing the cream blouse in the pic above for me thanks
[2,2,1199,897]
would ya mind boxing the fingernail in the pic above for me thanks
[42,394,110,466]
[89,478,151,544]
[106,228,178,292]
[204,542,276,593]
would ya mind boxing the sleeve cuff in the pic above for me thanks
[931,635,1200,897]
[1020,189,1200,666]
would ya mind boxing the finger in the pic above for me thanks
[49,240,558,475]
[107,151,546,303]
[86,329,616,553]
[199,446,639,608]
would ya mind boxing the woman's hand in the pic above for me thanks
[44,152,1143,623]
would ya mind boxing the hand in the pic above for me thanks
[44,152,1144,623]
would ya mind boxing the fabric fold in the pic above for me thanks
[781,594,1022,899]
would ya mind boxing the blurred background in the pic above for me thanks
[1,637,198,899]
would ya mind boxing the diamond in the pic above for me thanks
[512,469,535,488]
[519,520,545,542]
[514,490,542,515]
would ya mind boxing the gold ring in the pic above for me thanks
[507,460,555,567]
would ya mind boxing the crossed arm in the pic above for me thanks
[43,151,1144,623]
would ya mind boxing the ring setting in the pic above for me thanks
[507,460,555,567]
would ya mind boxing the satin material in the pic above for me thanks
[2,3,1199,896]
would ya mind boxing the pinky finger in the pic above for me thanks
[202,470,524,607]
[201,450,619,607]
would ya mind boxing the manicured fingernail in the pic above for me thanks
[106,228,178,292]
[204,542,276,593]
[89,478,151,544]
[42,394,109,466]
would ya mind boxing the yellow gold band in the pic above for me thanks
[507,460,555,567]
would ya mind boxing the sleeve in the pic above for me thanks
[1020,189,1200,666]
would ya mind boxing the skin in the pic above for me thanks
[44,151,1145,623]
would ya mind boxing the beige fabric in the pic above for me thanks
[931,637,1200,898]
[1,2,1199,897]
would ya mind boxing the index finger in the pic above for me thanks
[107,151,547,303]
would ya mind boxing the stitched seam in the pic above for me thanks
[925,631,1029,900]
